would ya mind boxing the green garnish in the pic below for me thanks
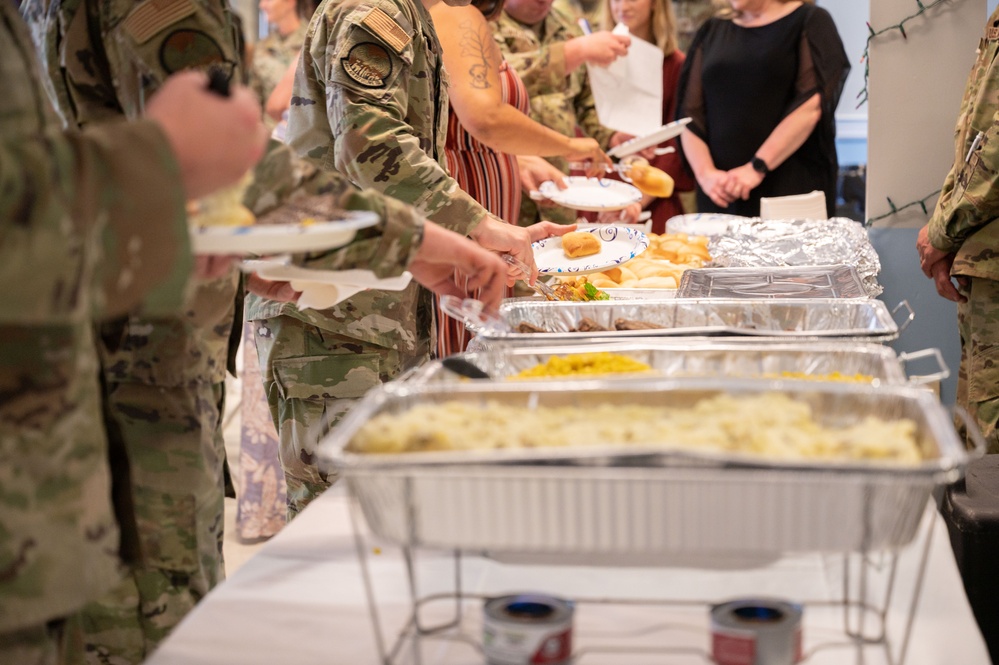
[583,282,610,300]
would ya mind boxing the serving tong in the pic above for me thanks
[501,253,581,301]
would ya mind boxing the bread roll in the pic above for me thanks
[627,163,675,198]
[562,231,602,258]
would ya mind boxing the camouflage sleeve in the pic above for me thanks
[309,4,487,234]
[927,64,999,253]
[0,118,192,323]
[492,18,568,95]
[244,139,424,278]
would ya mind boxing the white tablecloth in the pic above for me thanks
[147,486,989,664]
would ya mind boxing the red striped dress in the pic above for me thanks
[435,60,530,356]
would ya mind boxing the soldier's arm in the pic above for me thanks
[314,11,488,235]
[244,140,424,278]
[0,119,192,323]
[927,114,999,252]
[492,18,568,94]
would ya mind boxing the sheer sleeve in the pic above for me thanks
[789,6,849,120]
[674,22,710,143]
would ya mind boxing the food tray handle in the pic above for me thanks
[898,347,950,385]
[891,299,915,332]
[954,406,989,458]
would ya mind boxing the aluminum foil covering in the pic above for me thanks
[709,218,883,297]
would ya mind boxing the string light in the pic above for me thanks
[856,0,954,109]
[865,189,941,227]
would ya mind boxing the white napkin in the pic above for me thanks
[243,260,412,311]
[588,23,664,136]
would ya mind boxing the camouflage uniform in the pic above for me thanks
[0,2,193,662]
[492,7,617,226]
[927,7,999,454]
[249,22,308,122]
[254,0,491,516]
[22,0,425,659]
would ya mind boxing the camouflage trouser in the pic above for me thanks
[956,276,999,454]
[252,316,429,519]
[66,381,227,664]
[0,620,74,665]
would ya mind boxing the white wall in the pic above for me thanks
[867,0,987,228]
[818,0,868,167]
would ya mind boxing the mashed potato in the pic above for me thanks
[347,393,922,464]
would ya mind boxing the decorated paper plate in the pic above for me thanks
[190,211,379,255]
[533,226,649,275]
[607,117,692,159]
[664,212,749,238]
[537,176,642,212]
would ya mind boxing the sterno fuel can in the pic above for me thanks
[482,594,574,665]
[710,598,803,665]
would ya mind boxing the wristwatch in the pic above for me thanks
[751,156,770,175]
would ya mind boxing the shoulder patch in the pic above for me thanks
[122,0,197,44]
[361,7,411,54]
[340,42,393,88]
[159,29,226,73]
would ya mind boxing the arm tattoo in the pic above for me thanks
[458,19,492,89]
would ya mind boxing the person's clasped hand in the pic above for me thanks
[916,226,968,303]
[698,168,736,208]
[724,163,765,202]
[147,70,270,201]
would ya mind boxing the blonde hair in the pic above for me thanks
[716,0,813,19]
[599,0,679,54]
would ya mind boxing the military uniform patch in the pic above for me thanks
[159,29,226,73]
[340,42,393,88]
[122,0,196,44]
[989,26,999,41]
[361,7,411,54]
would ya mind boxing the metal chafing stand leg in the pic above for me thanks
[838,498,936,665]
[348,492,393,664]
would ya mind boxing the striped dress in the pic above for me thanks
[436,60,530,356]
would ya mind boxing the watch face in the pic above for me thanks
[752,157,769,174]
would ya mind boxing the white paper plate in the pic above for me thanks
[537,177,642,212]
[664,212,749,238]
[533,226,649,275]
[608,117,692,159]
[190,211,379,255]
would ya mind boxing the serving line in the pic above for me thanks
[144,487,988,665]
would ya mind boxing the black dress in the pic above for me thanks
[676,5,849,217]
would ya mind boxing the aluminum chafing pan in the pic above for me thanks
[481,297,906,344]
[404,341,948,387]
[677,265,869,299]
[320,379,973,557]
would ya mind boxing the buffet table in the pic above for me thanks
[146,485,989,665]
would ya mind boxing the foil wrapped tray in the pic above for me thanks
[709,218,882,297]
[321,379,971,559]
[474,298,905,344]
[406,341,948,387]
[677,265,868,299]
